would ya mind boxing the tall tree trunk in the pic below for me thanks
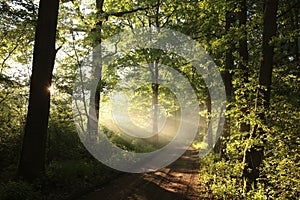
[148,1,160,145]
[243,0,278,188]
[293,6,299,62]
[18,0,59,182]
[87,0,104,138]
[151,60,159,144]
[239,0,250,133]
[214,9,235,155]
[259,0,278,108]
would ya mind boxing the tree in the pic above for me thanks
[238,0,250,133]
[214,0,236,155]
[86,0,156,139]
[86,0,105,143]
[18,0,60,182]
[243,0,279,188]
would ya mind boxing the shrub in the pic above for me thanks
[0,181,42,200]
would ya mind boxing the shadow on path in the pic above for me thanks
[81,147,200,200]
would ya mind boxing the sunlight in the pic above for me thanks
[48,85,55,94]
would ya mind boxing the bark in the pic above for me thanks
[214,10,235,155]
[258,0,278,108]
[243,0,278,188]
[87,0,104,138]
[18,0,59,182]
[239,0,250,133]
[293,6,299,62]
[150,61,159,144]
[148,1,160,145]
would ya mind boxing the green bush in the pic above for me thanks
[0,181,42,200]
[45,159,119,197]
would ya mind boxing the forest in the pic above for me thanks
[0,0,299,199]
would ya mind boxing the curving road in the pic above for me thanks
[81,147,200,200]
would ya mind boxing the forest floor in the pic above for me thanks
[80,147,200,200]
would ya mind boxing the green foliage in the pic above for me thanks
[0,181,42,200]
[46,160,117,191]
[0,0,299,199]
[198,153,245,199]
[195,0,299,199]
[102,126,165,153]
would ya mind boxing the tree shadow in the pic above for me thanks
[82,148,200,200]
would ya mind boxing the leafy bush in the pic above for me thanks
[0,181,42,200]
[46,160,117,190]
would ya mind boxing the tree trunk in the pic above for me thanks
[239,0,250,133]
[149,1,160,145]
[151,61,159,144]
[87,0,104,138]
[258,0,278,108]
[214,10,235,155]
[293,5,299,62]
[243,0,278,188]
[18,0,59,182]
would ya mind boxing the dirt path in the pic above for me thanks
[81,147,200,200]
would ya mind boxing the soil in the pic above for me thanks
[81,147,200,200]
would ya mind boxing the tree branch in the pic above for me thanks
[105,3,158,18]
[278,2,300,18]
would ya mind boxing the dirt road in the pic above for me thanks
[81,148,200,200]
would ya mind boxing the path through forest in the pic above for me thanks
[81,147,200,200]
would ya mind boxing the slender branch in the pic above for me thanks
[1,43,20,69]
[1,28,31,69]
[161,9,176,28]
[71,30,89,125]
[105,4,158,18]
[278,2,300,18]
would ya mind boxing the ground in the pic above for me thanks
[80,147,200,200]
